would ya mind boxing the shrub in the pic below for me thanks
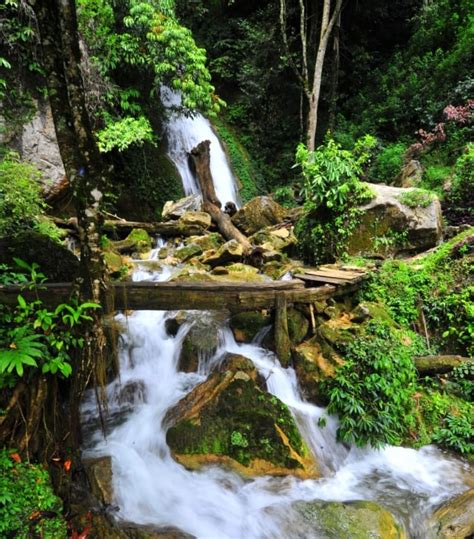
[295,136,375,264]
[323,321,419,448]
[368,142,407,184]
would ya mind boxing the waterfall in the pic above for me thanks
[161,88,240,207]
[81,254,471,539]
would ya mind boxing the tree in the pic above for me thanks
[30,0,109,442]
[279,0,343,150]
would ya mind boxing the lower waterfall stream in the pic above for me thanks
[81,248,471,539]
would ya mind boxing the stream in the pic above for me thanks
[81,247,471,539]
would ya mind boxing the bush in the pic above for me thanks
[323,321,419,448]
[295,136,375,264]
[368,142,407,183]
[0,450,67,538]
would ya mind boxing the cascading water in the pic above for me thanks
[81,251,472,539]
[161,88,240,207]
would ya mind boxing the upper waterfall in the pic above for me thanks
[161,88,240,207]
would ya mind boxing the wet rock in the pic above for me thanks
[201,240,244,267]
[83,456,113,505]
[0,231,79,281]
[232,196,287,235]
[348,183,443,256]
[179,211,211,230]
[121,524,196,539]
[185,232,224,251]
[162,195,202,220]
[115,380,147,406]
[177,312,225,372]
[175,244,203,263]
[287,308,309,345]
[166,353,319,479]
[429,489,474,538]
[293,338,344,403]
[229,311,271,343]
[250,225,296,252]
[289,500,405,539]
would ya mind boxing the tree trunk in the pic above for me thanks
[190,141,252,253]
[328,12,341,132]
[306,0,343,150]
[32,0,109,448]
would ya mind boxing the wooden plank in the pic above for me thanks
[298,274,357,286]
[302,268,367,280]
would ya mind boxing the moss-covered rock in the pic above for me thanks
[347,183,443,257]
[201,240,244,267]
[232,196,287,235]
[287,308,310,345]
[83,456,113,506]
[289,500,405,539]
[229,311,271,343]
[250,225,297,253]
[175,244,203,263]
[111,228,152,255]
[185,233,224,251]
[293,337,344,404]
[165,353,319,479]
[0,231,79,281]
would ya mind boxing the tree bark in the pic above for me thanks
[190,141,252,253]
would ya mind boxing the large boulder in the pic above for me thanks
[232,196,287,235]
[348,183,443,256]
[162,195,202,221]
[165,353,318,479]
[429,489,474,538]
[288,500,406,539]
[184,233,224,252]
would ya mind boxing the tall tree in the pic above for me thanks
[30,0,108,439]
[280,0,343,150]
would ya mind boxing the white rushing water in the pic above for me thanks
[161,88,240,207]
[81,257,471,539]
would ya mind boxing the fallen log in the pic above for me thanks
[190,141,252,253]
[414,355,473,376]
[0,281,343,312]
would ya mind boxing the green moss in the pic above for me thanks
[213,117,265,202]
[229,311,270,342]
[0,450,67,538]
[167,378,306,469]
[117,142,184,220]
[397,188,434,208]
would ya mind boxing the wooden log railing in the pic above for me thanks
[0,279,344,313]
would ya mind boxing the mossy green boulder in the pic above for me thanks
[111,228,152,254]
[165,353,319,479]
[232,196,287,235]
[289,500,405,538]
